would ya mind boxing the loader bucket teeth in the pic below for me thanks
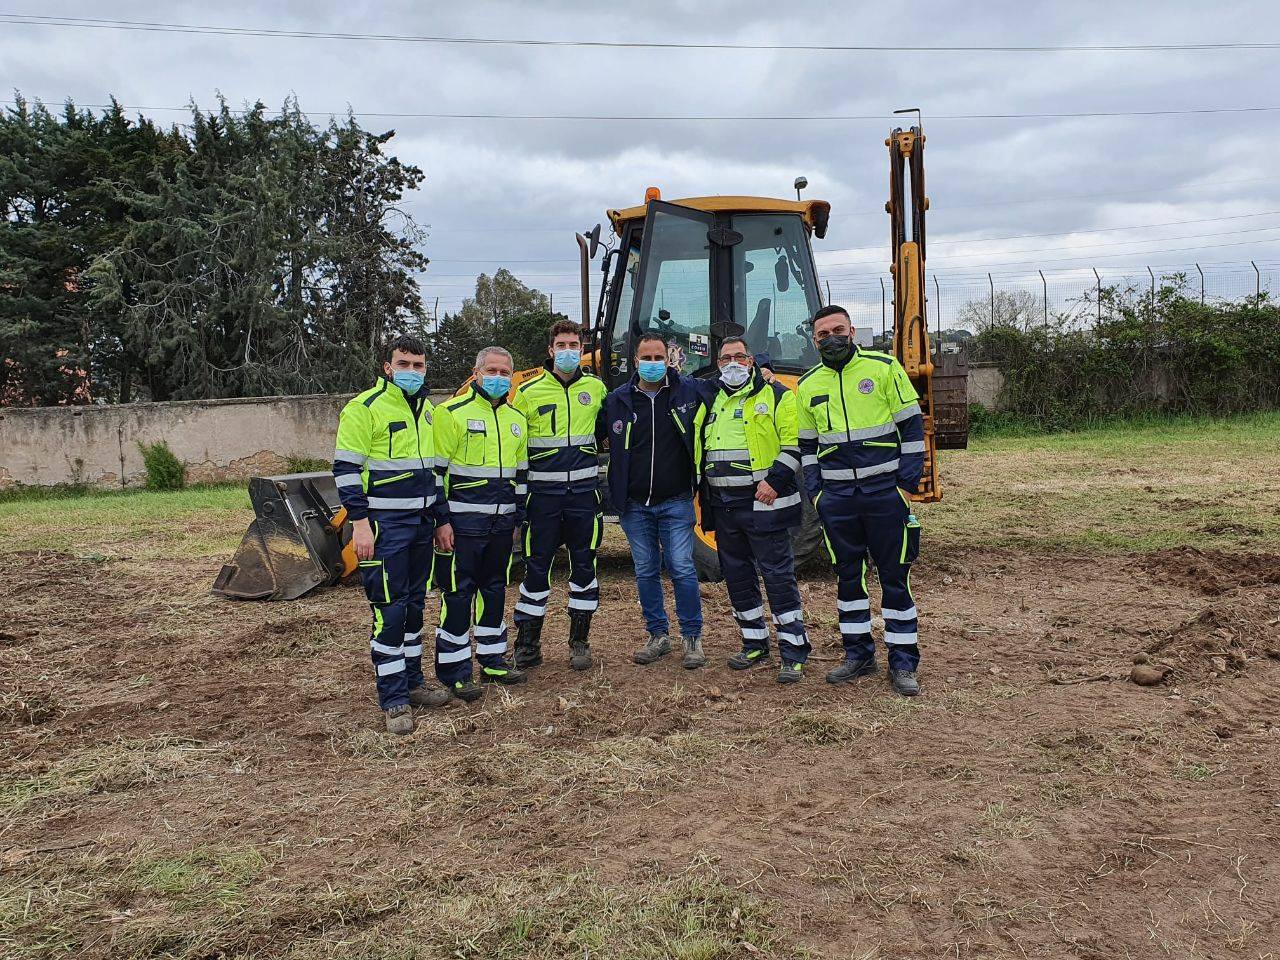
[211,472,352,601]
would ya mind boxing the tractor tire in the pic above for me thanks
[692,493,826,583]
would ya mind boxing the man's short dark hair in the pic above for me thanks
[547,319,584,347]
[811,305,851,328]
[385,333,426,362]
[718,336,750,357]
[634,330,669,354]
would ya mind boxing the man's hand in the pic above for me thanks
[759,367,776,384]
[352,518,375,561]
[755,480,778,505]
[434,522,455,553]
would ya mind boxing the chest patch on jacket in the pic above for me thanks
[467,419,486,433]
[858,378,875,394]
[578,391,592,405]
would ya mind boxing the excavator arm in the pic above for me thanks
[887,120,953,502]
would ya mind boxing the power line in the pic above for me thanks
[4,15,1278,52]
[54,99,1280,123]
[821,237,1280,279]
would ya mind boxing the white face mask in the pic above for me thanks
[719,362,750,387]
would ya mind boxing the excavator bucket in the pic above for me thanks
[212,472,357,601]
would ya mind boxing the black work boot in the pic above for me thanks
[825,657,879,684]
[728,648,770,670]
[452,679,484,703]
[568,612,594,671]
[514,619,544,670]
[777,661,805,684]
[480,659,527,685]
[890,669,921,697]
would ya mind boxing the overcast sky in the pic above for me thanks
[4,0,1280,324]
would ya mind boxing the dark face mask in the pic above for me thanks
[818,334,853,364]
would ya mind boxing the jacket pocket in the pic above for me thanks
[371,471,413,487]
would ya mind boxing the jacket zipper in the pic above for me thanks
[837,363,853,480]
[645,390,657,506]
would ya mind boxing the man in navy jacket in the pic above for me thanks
[598,332,709,669]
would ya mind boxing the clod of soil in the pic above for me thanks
[1130,663,1173,686]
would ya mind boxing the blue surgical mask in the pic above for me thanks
[637,360,667,383]
[480,375,511,399]
[553,349,581,373]
[392,370,424,395]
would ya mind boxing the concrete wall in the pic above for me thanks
[967,363,1006,412]
[0,392,453,490]
[3,367,1011,490]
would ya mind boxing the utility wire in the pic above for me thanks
[3,14,1277,52]
[56,99,1280,123]
[431,210,1280,262]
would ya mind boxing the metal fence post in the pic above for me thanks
[988,273,994,329]
[1038,269,1048,330]
[1252,260,1261,300]
[933,274,941,345]
[879,276,886,342]
[1196,263,1204,305]
[826,280,832,305]
[1093,268,1101,324]
[1148,266,1155,302]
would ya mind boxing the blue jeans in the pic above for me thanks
[618,494,702,639]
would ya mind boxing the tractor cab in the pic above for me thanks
[582,192,832,388]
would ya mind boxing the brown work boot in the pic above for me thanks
[408,684,452,709]
[682,637,707,670]
[384,704,414,736]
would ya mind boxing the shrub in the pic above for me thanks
[138,440,185,490]
[968,284,1280,431]
[284,455,330,474]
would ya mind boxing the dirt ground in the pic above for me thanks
[4,421,1280,958]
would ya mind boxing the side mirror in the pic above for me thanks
[586,223,602,259]
[775,255,790,292]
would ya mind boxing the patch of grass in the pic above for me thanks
[924,410,1280,553]
[0,484,249,559]
[129,847,267,910]
[0,736,219,817]
[2,857,794,960]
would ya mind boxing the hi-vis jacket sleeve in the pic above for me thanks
[431,402,460,527]
[888,360,925,491]
[765,387,801,493]
[333,400,372,521]
[513,416,529,527]
[795,390,822,502]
